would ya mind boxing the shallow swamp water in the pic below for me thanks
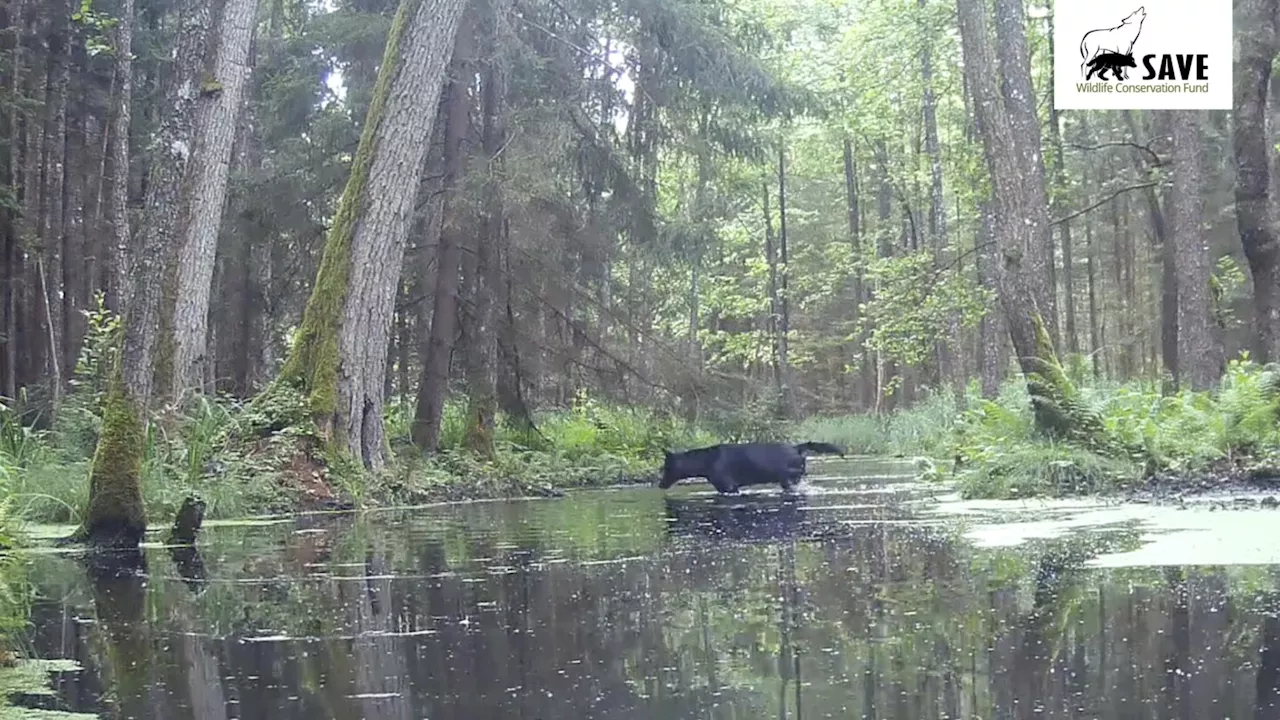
[14,456,1280,719]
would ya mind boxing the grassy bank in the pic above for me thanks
[795,357,1280,500]
[0,385,736,528]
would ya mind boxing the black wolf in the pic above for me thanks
[657,441,847,494]
[1085,52,1137,81]
[1079,6,1146,79]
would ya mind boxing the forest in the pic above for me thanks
[1,0,1280,548]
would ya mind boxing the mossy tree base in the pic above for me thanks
[82,377,147,550]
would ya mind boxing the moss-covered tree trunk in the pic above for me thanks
[83,0,213,549]
[278,0,468,470]
[168,0,261,398]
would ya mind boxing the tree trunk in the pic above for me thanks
[120,0,214,410]
[1168,111,1222,390]
[763,179,782,396]
[976,201,1003,397]
[1086,212,1101,379]
[958,0,1092,438]
[411,11,473,452]
[1045,7,1077,357]
[1233,0,1280,364]
[842,136,871,409]
[919,0,956,396]
[1121,110,1177,385]
[107,0,134,318]
[1,0,23,401]
[83,0,210,549]
[873,142,894,412]
[41,0,72,408]
[278,0,468,470]
[168,0,260,398]
[462,8,508,460]
[777,144,793,417]
[992,0,1059,348]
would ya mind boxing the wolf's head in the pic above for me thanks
[1122,7,1146,25]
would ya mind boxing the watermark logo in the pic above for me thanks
[1054,0,1231,110]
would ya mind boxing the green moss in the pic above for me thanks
[83,376,147,548]
[199,73,223,96]
[275,0,426,445]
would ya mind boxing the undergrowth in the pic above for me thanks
[5,295,1279,524]
[803,355,1280,500]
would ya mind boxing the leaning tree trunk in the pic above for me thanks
[1233,0,1280,365]
[82,0,212,550]
[167,0,260,399]
[411,11,473,452]
[1169,111,1222,390]
[957,0,1100,440]
[276,0,468,471]
[992,0,1059,348]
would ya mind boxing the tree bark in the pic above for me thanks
[41,0,72,407]
[842,136,872,409]
[1233,0,1280,364]
[777,144,793,417]
[763,179,782,396]
[959,0,1089,437]
[277,0,468,470]
[168,0,260,398]
[992,0,1059,348]
[1168,111,1222,390]
[919,0,956,395]
[120,0,214,410]
[976,201,1003,398]
[462,4,508,459]
[107,0,134,318]
[411,11,474,452]
[1045,7,1077,357]
[82,0,210,549]
[1,0,23,400]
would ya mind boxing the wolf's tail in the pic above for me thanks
[794,441,846,457]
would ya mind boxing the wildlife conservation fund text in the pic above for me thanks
[1074,81,1211,93]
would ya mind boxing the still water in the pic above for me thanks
[18,458,1280,719]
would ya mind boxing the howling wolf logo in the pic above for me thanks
[1079,7,1146,80]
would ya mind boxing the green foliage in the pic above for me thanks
[860,250,994,369]
[1211,255,1249,331]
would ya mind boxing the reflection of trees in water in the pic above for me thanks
[26,514,1280,720]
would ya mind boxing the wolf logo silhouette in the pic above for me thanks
[1079,7,1146,81]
